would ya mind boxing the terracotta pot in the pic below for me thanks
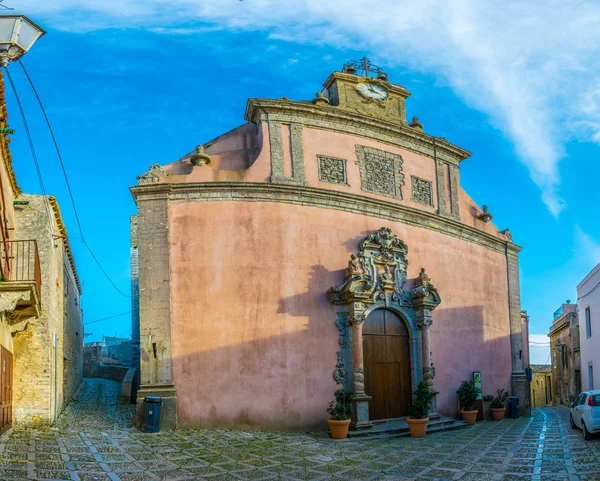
[406,417,429,438]
[461,410,478,425]
[490,407,505,421]
[328,419,351,439]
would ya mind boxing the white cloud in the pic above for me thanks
[20,0,600,215]
[574,226,600,267]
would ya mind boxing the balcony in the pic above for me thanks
[0,240,41,321]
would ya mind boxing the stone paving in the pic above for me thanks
[1,379,600,481]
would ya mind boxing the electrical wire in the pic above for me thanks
[85,311,131,325]
[3,67,56,236]
[578,278,600,301]
[17,60,130,298]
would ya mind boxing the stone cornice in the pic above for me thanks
[48,196,82,295]
[130,182,520,255]
[244,98,471,166]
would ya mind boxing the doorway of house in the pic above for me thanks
[363,308,412,420]
[0,345,13,433]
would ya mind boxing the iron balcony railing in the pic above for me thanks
[0,239,41,299]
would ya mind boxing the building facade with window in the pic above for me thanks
[131,63,530,431]
[530,364,552,407]
[578,263,600,392]
[0,73,83,429]
[13,194,83,425]
[549,302,580,406]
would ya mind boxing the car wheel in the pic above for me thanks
[583,421,593,440]
[570,414,577,429]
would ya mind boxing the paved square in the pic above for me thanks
[2,379,600,480]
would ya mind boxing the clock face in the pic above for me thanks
[356,83,388,101]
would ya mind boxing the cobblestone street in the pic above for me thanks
[1,379,599,481]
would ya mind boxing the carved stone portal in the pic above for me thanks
[328,227,441,429]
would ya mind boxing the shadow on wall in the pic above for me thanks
[430,305,514,416]
[169,262,521,431]
[171,262,341,432]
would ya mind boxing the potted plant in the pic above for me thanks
[487,389,509,421]
[326,388,355,439]
[406,381,433,438]
[457,380,479,425]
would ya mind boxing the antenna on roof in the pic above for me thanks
[0,1,14,10]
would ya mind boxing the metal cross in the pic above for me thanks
[343,56,387,78]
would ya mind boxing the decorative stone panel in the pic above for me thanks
[317,155,347,185]
[411,176,433,206]
[355,145,404,199]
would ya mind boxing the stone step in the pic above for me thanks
[347,416,469,438]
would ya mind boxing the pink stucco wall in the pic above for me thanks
[169,201,512,429]
[157,123,510,243]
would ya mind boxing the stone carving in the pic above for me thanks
[381,264,395,292]
[411,176,433,206]
[312,92,330,106]
[409,116,423,130]
[190,145,211,166]
[478,205,493,223]
[317,155,347,185]
[329,227,410,306]
[416,267,431,286]
[328,227,443,426]
[137,164,168,184]
[353,367,365,394]
[411,268,440,307]
[335,315,348,348]
[355,145,404,199]
[348,312,366,325]
[500,228,513,241]
[345,254,362,279]
[333,351,346,384]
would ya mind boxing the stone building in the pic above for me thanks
[549,302,580,406]
[131,61,530,431]
[12,194,83,425]
[578,263,600,391]
[0,70,83,430]
[530,365,552,407]
[522,310,530,369]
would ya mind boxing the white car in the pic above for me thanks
[570,390,600,440]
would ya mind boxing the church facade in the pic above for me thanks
[131,61,529,430]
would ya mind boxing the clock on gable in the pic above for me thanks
[321,57,410,125]
[356,82,389,101]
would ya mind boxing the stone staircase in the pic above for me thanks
[347,416,469,438]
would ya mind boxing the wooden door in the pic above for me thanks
[0,346,13,434]
[363,309,411,420]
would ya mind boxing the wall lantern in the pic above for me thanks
[0,15,45,66]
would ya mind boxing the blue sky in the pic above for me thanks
[7,1,600,363]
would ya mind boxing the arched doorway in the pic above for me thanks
[363,308,412,420]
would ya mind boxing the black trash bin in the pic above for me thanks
[507,396,520,419]
[143,395,163,433]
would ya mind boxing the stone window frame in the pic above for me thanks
[411,175,434,207]
[355,145,404,200]
[317,155,349,186]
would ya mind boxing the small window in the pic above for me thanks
[580,394,588,406]
[586,307,592,338]
[575,394,583,406]
[589,364,594,390]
